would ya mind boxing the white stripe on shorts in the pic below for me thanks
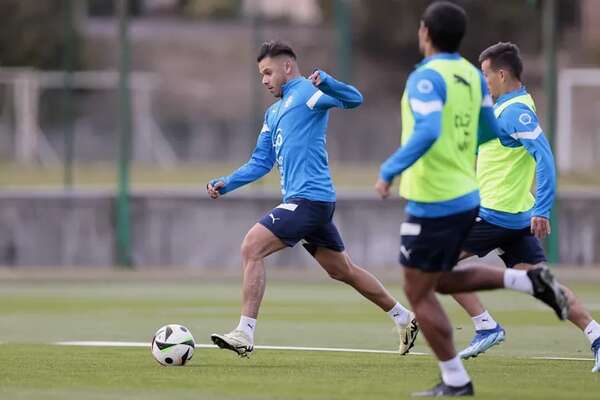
[276,203,299,212]
[400,222,422,236]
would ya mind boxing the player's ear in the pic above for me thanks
[498,69,506,84]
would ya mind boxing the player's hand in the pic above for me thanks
[531,216,551,239]
[374,178,392,199]
[207,181,224,199]
[308,69,322,86]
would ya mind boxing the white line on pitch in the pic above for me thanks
[530,356,594,361]
[51,342,596,361]
[54,341,426,355]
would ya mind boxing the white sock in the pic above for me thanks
[236,315,256,342]
[472,310,498,331]
[584,320,600,345]
[387,302,412,327]
[439,356,471,387]
[503,269,533,294]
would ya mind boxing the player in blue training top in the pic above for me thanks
[449,42,600,373]
[206,41,418,357]
[374,2,569,396]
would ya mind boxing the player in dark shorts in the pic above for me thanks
[375,2,570,396]
[207,41,418,358]
[450,42,600,374]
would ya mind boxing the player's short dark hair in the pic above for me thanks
[421,1,467,53]
[479,42,523,81]
[256,41,297,63]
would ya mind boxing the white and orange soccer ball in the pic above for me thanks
[151,324,195,366]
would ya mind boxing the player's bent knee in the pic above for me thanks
[325,264,353,282]
[403,269,437,303]
[324,261,354,283]
[316,249,353,282]
[240,235,262,262]
[326,269,346,282]
[403,280,419,302]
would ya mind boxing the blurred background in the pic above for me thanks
[1,0,599,269]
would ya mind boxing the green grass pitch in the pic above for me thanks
[2,162,598,190]
[0,271,599,399]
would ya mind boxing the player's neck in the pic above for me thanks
[283,72,302,86]
[424,47,439,58]
[499,80,523,97]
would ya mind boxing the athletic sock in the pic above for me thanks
[503,269,533,295]
[236,315,256,343]
[439,356,471,387]
[387,302,412,327]
[584,320,600,345]
[472,310,498,331]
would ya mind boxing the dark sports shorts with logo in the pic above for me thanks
[258,198,345,256]
[461,217,547,268]
[400,207,479,272]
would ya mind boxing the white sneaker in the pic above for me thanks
[211,330,254,357]
[398,313,419,355]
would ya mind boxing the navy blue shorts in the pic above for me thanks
[258,198,345,255]
[400,207,479,272]
[462,217,547,268]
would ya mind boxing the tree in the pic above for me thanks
[0,0,80,70]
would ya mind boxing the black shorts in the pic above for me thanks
[258,198,345,255]
[400,207,479,272]
[462,217,547,268]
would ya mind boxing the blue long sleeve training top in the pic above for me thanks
[210,71,362,202]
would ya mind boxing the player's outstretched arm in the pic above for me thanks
[206,127,275,199]
[375,70,444,198]
[523,135,556,220]
[376,112,441,198]
[307,70,363,110]
[506,107,556,238]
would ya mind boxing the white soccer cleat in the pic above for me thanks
[398,313,419,355]
[592,337,600,373]
[211,330,254,358]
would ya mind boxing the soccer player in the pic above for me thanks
[375,2,569,396]
[206,41,419,358]
[451,42,600,373]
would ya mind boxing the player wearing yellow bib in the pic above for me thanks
[450,42,600,374]
[374,3,570,396]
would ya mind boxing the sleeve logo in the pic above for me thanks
[416,79,434,94]
[518,112,533,125]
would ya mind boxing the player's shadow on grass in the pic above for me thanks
[187,363,296,369]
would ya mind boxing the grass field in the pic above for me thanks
[1,270,599,399]
[0,162,380,190]
[2,162,600,191]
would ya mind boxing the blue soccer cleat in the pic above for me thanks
[592,337,600,373]
[459,324,506,359]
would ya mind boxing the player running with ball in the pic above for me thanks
[207,41,419,358]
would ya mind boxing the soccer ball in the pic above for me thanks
[151,324,195,366]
